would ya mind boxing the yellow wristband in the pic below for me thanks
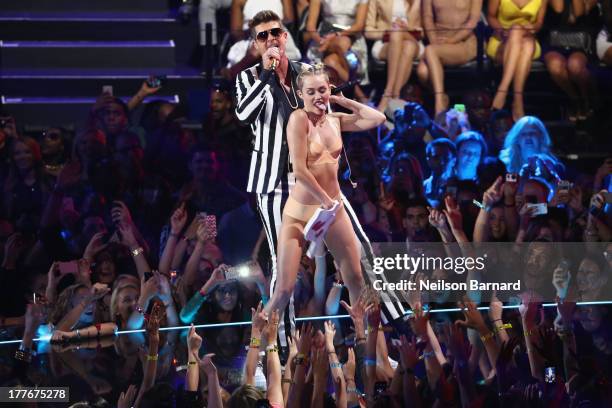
[494,323,513,333]
[147,354,158,361]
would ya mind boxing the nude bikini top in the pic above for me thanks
[306,117,342,167]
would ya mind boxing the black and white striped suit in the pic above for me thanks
[235,61,406,343]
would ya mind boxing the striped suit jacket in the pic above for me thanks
[235,60,307,194]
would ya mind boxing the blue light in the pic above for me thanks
[0,300,610,346]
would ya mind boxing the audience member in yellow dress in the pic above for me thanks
[487,0,548,120]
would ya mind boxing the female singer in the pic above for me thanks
[263,64,386,316]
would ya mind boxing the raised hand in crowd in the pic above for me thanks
[117,384,138,408]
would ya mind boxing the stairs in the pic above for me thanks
[0,0,204,128]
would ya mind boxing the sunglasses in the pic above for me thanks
[255,27,283,42]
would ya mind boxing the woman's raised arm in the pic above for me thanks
[329,94,385,132]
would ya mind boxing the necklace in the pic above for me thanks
[278,70,299,109]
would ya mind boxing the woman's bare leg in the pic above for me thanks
[426,41,476,114]
[392,36,418,97]
[324,208,365,307]
[566,52,591,115]
[544,51,579,120]
[545,52,576,97]
[492,26,525,110]
[417,59,430,86]
[263,216,306,317]
[511,35,535,119]
[380,31,404,110]
[325,53,349,81]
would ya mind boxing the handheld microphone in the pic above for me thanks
[271,59,278,70]
[331,79,359,95]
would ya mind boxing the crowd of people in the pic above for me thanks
[0,1,611,407]
[190,0,612,121]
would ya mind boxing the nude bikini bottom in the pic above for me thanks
[283,195,341,222]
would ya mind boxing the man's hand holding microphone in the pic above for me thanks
[263,46,280,71]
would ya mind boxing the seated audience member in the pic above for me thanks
[198,0,232,47]
[597,0,612,65]
[305,0,370,102]
[417,0,482,115]
[226,5,299,77]
[454,131,487,182]
[487,0,547,120]
[499,115,560,175]
[423,138,456,208]
[365,0,423,112]
[543,0,599,121]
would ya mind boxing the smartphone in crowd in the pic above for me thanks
[224,263,250,281]
[526,202,548,216]
[445,185,458,198]
[544,367,556,383]
[505,173,518,183]
[453,103,466,113]
[102,85,113,96]
[199,213,217,239]
[557,180,573,194]
[58,261,79,276]
[146,75,166,89]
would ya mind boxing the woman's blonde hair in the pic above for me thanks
[110,281,139,324]
[227,384,265,408]
[297,62,329,89]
